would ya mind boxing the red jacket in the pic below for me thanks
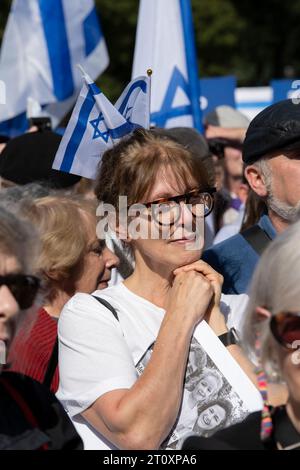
[7,308,59,393]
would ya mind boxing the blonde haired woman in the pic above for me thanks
[8,196,118,392]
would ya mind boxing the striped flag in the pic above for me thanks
[52,70,150,179]
[132,0,202,132]
[0,0,109,134]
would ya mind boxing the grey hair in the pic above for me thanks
[0,183,54,213]
[253,158,300,222]
[242,219,300,381]
[0,205,39,274]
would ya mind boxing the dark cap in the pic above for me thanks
[151,127,210,159]
[0,130,81,188]
[243,99,300,165]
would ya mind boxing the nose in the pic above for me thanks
[102,247,120,269]
[176,200,194,226]
[0,285,19,324]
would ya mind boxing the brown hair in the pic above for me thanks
[95,129,211,209]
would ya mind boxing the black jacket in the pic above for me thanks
[0,372,83,450]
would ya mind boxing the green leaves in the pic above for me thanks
[1,0,300,98]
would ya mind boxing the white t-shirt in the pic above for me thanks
[57,283,249,450]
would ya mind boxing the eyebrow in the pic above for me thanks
[151,187,197,201]
[151,192,176,200]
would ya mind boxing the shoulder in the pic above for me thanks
[58,287,125,342]
[60,286,123,324]
[203,233,249,264]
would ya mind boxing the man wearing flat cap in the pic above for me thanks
[203,99,300,294]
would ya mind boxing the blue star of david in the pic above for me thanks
[151,67,192,127]
[89,113,110,142]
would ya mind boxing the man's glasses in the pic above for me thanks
[0,274,41,310]
[270,312,300,349]
[142,187,216,226]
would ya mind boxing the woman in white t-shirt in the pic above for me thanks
[57,129,259,450]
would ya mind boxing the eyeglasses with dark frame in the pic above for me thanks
[139,187,217,226]
[0,274,41,310]
[269,312,300,350]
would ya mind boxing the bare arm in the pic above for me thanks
[82,271,214,450]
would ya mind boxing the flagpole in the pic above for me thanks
[147,68,153,129]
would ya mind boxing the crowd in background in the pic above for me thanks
[0,99,300,450]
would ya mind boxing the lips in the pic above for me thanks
[169,235,196,243]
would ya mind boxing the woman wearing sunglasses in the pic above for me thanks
[0,206,83,449]
[57,129,263,450]
[183,220,300,450]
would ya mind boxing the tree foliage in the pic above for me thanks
[1,0,300,100]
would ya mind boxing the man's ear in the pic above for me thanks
[244,164,268,198]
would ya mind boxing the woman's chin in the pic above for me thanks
[170,248,202,268]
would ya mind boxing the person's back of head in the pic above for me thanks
[0,130,81,189]
[204,105,250,129]
[152,127,215,187]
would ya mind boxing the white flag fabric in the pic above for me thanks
[0,0,109,122]
[52,71,150,179]
[132,0,202,131]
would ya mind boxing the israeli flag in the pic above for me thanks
[0,0,109,124]
[52,70,150,179]
[132,0,202,132]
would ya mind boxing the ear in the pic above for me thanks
[256,306,272,320]
[244,165,268,197]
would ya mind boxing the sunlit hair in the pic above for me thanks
[21,196,97,293]
[242,218,300,381]
[95,128,210,210]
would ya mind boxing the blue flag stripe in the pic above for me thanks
[38,0,75,101]
[60,90,95,173]
[179,0,203,133]
[118,80,148,114]
[83,7,103,57]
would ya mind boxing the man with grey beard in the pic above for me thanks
[203,99,300,294]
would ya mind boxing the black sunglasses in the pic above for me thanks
[0,274,41,310]
[270,312,300,350]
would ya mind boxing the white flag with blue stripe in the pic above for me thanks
[52,70,150,179]
[132,0,202,132]
[0,0,109,123]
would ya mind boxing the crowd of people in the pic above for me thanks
[0,99,300,450]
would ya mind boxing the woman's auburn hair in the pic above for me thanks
[22,196,96,286]
[95,128,211,208]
